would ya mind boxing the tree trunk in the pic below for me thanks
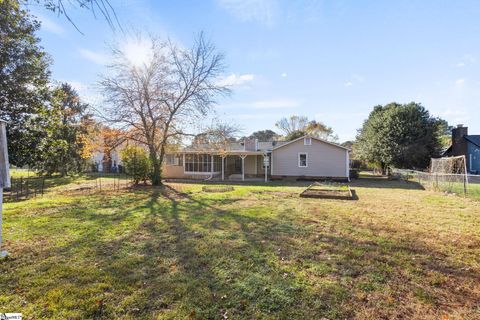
[150,149,161,186]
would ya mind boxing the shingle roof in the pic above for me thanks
[465,135,480,148]
[180,140,288,152]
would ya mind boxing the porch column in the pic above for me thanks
[270,153,273,178]
[211,154,214,176]
[240,154,247,181]
[263,153,268,183]
[221,156,225,181]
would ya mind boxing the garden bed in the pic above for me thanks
[300,182,354,200]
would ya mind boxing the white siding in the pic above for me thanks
[272,138,348,178]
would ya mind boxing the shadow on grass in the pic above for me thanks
[4,184,479,319]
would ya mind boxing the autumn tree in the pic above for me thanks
[101,33,229,185]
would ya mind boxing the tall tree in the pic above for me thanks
[37,83,91,175]
[0,0,51,167]
[275,115,309,135]
[248,129,279,141]
[275,115,337,141]
[355,102,445,173]
[101,33,229,185]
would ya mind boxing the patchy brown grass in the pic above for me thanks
[0,177,479,319]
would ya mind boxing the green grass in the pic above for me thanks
[1,178,480,319]
[9,168,38,178]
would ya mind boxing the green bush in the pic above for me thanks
[349,169,359,179]
[120,146,151,184]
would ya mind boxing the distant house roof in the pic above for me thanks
[465,135,480,148]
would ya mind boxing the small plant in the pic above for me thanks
[120,146,151,184]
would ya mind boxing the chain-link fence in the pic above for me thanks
[392,168,480,199]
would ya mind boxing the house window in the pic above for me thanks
[298,153,308,167]
[304,137,312,145]
[184,154,221,173]
[165,154,182,166]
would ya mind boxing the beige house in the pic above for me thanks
[163,135,350,182]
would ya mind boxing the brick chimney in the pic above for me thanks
[451,124,468,157]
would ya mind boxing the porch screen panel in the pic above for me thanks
[185,154,216,173]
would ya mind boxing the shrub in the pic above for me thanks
[120,146,151,184]
[349,169,359,180]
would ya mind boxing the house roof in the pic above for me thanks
[179,140,288,153]
[174,135,348,154]
[272,135,350,151]
[465,135,480,148]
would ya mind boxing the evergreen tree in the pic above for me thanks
[355,102,445,173]
[0,0,51,167]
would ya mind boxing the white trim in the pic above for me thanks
[273,135,349,151]
[271,152,274,175]
[346,150,350,181]
[185,171,221,175]
[304,137,312,145]
[221,155,225,180]
[298,152,308,168]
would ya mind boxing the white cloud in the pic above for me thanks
[250,98,300,109]
[217,73,255,86]
[217,0,278,26]
[219,98,300,110]
[281,72,287,78]
[67,81,87,92]
[344,74,364,87]
[454,54,477,68]
[37,15,64,35]
[78,48,109,65]
[233,113,278,120]
[455,78,466,87]
[438,108,469,125]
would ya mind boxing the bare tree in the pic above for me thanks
[25,0,120,33]
[191,120,241,151]
[275,115,338,142]
[100,33,229,185]
[275,115,309,135]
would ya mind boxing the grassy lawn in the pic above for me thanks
[1,178,480,319]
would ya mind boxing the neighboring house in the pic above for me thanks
[91,148,123,173]
[163,135,350,181]
[443,125,480,174]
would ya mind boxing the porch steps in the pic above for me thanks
[228,174,243,180]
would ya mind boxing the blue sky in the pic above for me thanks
[28,0,480,142]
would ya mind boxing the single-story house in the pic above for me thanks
[443,125,480,174]
[163,135,350,181]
